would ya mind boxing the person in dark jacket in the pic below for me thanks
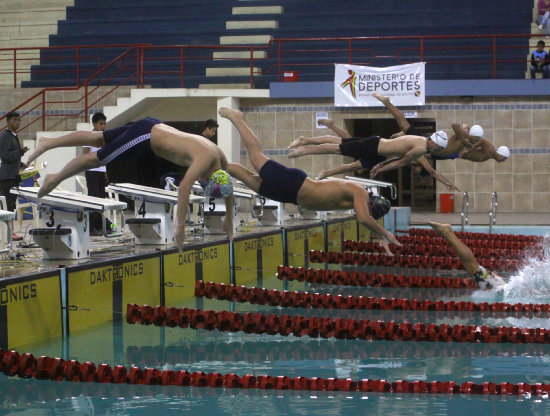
[531,40,550,79]
[0,112,29,240]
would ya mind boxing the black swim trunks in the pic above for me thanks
[339,136,386,169]
[96,117,162,164]
[258,160,307,205]
[430,153,459,160]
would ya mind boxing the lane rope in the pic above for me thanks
[277,266,477,289]
[195,280,550,315]
[127,304,550,344]
[308,250,519,271]
[1,349,548,395]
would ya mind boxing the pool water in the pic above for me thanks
[2,240,550,415]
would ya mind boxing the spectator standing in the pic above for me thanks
[530,40,550,79]
[201,119,219,142]
[537,0,550,38]
[0,112,28,241]
[82,112,111,235]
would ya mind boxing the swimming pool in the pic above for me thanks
[3,267,550,414]
[1,225,550,415]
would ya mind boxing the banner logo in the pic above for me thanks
[334,63,425,107]
[340,69,357,99]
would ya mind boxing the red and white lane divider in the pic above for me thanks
[277,265,477,288]
[2,348,548,395]
[342,239,541,260]
[308,250,519,271]
[406,228,543,243]
[127,304,550,344]
[195,280,550,314]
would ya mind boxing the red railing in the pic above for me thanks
[0,33,536,133]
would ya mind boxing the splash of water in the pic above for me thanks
[470,236,550,306]
[501,235,550,303]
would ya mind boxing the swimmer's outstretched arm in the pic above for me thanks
[318,119,352,139]
[352,185,401,250]
[219,154,234,242]
[316,160,362,180]
[416,156,460,191]
[451,123,474,150]
[427,221,479,275]
[373,93,411,134]
[174,158,219,251]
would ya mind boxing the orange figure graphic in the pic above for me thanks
[340,69,357,98]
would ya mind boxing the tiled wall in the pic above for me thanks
[3,91,548,214]
[239,96,550,213]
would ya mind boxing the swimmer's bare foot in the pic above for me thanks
[372,93,390,105]
[37,174,58,198]
[288,147,307,158]
[26,136,53,165]
[427,221,453,237]
[287,136,307,149]
[218,106,243,120]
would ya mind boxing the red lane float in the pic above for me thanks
[393,235,540,251]
[195,281,550,315]
[309,250,519,271]
[277,266,478,289]
[342,240,542,260]
[127,304,550,344]
[3,348,549,395]
[406,228,543,243]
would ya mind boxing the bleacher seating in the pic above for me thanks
[23,0,533,88]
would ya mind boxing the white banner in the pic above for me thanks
[334,62,425,107]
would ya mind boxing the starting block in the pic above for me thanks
[202,186,286,233]
[107,183,205,244]
[11,187,127,260]
[298,207,327,220]
[0,208,14,254]
[256,196,285,226]
[202,187,254,234]
[344,176,397,199]
[231,180,285,226]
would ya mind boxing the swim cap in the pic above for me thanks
[496,146,510,159]
[430,131,448,149]
[369,194,391,220]
[469,125,484,138]
[203,169,233,198]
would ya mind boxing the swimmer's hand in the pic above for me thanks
[175,225,186,253]
[316,169,328,180]
[378,239,393,256]
[370,164,381,178]
[447,183,461,192]
[317,119,334,128]
[385,232,401,248]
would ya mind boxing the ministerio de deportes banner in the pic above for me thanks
[334,62,425,107]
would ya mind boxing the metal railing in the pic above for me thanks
[0,32,539,133]
[460,192,469,232]
[489,192,498,234]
